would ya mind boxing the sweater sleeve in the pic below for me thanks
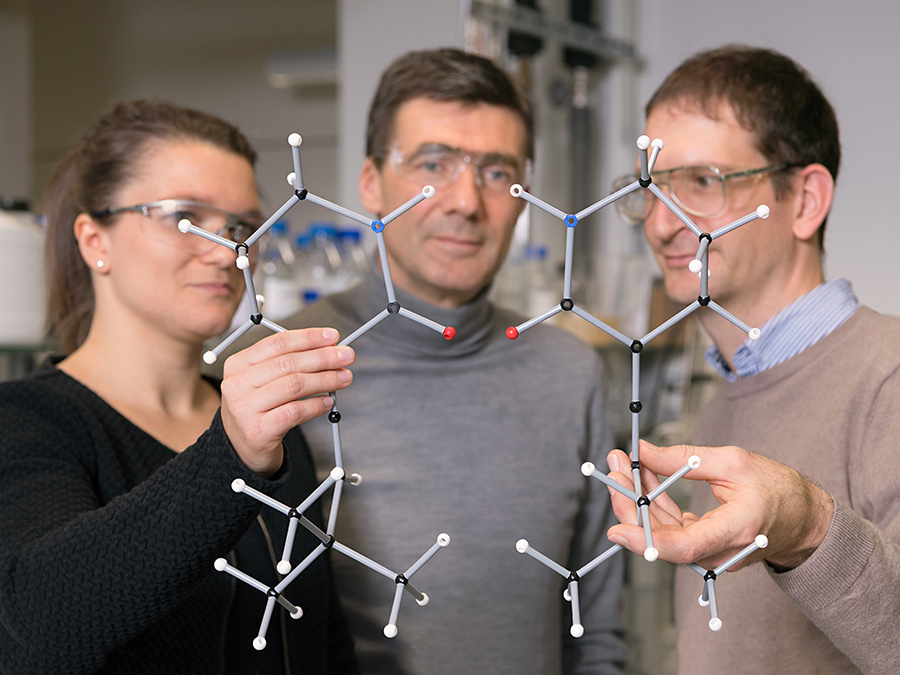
[562,355,628,675]
[769,365,900,673]
[0,380,289,674]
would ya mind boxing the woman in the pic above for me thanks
[0,100,358,674]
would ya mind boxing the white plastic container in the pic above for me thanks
[0,206,47,347]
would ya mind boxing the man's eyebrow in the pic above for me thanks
[409,142,455,155]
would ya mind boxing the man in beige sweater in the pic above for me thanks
[604,45,900,673]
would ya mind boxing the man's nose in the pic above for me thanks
[643,188,687,241]
[442,164,481,217]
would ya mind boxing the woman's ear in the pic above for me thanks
[358,157,385,217]
[73,212,111,272]
[791,163,834,243]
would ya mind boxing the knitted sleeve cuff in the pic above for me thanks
[768,499,874,611]
[200,408,291,496]
[767,499,900,671]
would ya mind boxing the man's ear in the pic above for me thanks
[792,163,834,243]
[359,156,385,217]
[73,212,111,272]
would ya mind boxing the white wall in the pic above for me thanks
[638,0,900,315]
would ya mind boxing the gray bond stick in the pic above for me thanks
[241,266,261,315]
[710,205,770,241]
[516,539,571,578]
[373,232,397,304]
[259,318,287,334]
[510,183,569,221]
[638,135,651,181]
[706,579,722,631]
[304,191,373,228]
[576,543,625,578]
[203,319,252,364]
[638,503,659,562]
[278,518,300,575]
[570,305,633,346]
[580,461,640,502]
[397,306,450,335]
[575,179,641,221]
[648,138,664,173]
[507,304,565,339]
[326,479,344,535]
[647,182,704,237]
[699,249,710,298]
[276,544,328,591]
[215,557,270,595]
[339,309,390,347]
[232,479,292,516]
[647,456,702,502]
[380,185,435,226]
[713,535,768,576]
[568,581,585,638]
[384,584,405,638]
[255,597,279,650]
[288,133,304,191]
[707,300,762,341]
[640,301,702,346]
[333,541,398,581]
[177,219,235,251]
[690,236,711,274]
[405,533,451,580]
[244,193,301,249]
[563,226,575,298]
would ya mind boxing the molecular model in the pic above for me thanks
[510,135,769,637]
[178,133,454,650]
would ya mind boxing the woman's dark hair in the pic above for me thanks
[44,99,257,352]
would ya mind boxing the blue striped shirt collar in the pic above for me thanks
[705,278,859,381]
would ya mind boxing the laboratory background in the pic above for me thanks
[0,0,896,672]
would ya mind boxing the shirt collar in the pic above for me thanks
[705,279,859,381]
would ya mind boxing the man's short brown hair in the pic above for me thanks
[647,45,841,244]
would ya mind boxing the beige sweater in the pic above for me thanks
[676,307,900,674]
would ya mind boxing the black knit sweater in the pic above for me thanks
[0,362,357,674]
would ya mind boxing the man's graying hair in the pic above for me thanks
[366,48,534,165]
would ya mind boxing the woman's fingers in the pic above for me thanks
[219,327,356,476]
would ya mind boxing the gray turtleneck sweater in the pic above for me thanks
[265,267,626,675]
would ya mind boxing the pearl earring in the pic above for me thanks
[96,260,105,269]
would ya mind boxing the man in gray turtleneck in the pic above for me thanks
[240,48,626,674]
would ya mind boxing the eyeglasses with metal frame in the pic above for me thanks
[377,143,531,194]
[91,199,265,253]
[610,163,802,226]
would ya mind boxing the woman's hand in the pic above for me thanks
[219,328,354,476]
